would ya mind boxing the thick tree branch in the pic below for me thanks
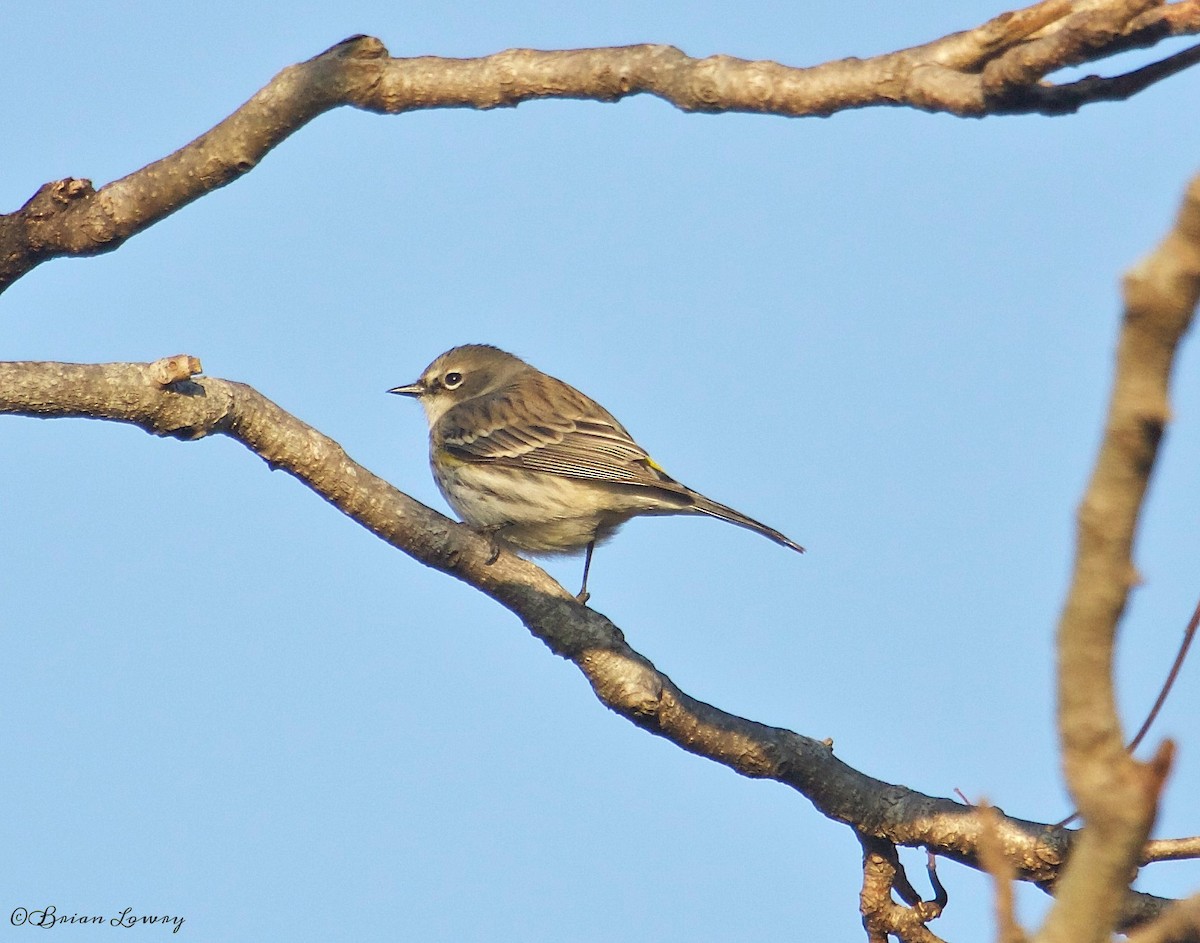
[4,0,1200,293]
[1036,173,1200,943]
[0,356,1193,937]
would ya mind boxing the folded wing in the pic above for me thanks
[437,376,676,488]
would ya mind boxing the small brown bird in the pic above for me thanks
[389,345,804,601]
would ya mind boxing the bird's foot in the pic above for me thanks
[474,526,503,565]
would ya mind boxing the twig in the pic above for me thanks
[1056,593,1200,828]
[979,803,1029,943]
[859,837,948,943]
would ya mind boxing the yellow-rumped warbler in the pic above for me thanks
[389,345,804,601]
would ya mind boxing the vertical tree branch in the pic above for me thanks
[1039,175,1200,942]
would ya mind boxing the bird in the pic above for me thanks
[388,344,804,602]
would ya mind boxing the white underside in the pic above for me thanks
[433,460,686,554]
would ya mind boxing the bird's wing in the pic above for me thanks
[436,376,674,486]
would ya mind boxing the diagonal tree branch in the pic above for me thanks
[4,0,1200,293]
[0,354,1194,937]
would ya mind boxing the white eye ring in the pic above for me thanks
[443,371,464,390]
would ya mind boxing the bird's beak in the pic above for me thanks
[387,381,424,397]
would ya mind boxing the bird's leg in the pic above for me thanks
[475,525,504,565]
[576,541,595,605]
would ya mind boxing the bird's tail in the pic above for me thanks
[688,492,805,554]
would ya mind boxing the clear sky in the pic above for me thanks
[4,2,1200,940]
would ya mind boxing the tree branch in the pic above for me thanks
[979,803,1030,943]
[1142,836,1200,863]
[1127,894,1200,943]
[1036,172,1200,943]
[0,355,1193,937]
[5,1,1200,292]
[859,836,948,943]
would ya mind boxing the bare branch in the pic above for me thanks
[1037,172,1200,943]
[0,355,1192,933]
[0,37,386,293]
[1127,895,1200,943]
[1055,592,1200,830]
[5,2,1200,292]
[1015,39,1200,113]
[1142,835,1200,864]
[979,803,1030,943]
[1128,597,1200,755]
[859,836,947,943]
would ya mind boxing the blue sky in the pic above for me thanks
[4,3,1200,940]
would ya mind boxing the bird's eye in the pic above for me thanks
[443,371,464,390]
